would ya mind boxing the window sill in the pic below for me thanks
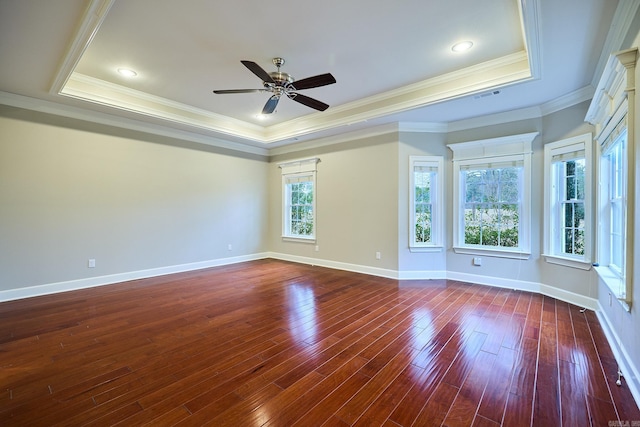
[452,246,531,260]
[543,254,592,270]
[409,245,443,253]
[594,265,631,312]
[282,236,316,244]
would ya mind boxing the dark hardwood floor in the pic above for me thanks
[0,259,638,426]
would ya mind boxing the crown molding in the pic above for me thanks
[50,0,114,94]
[268,123,401,157]
[539,85,594,116]
[519,0,542,80]
[263,51,532,143]
[0,91,269,157]
[61,73,266,142]
[591,0,640,88]
[398,122,449,133]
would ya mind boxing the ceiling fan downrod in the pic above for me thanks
[267,57,294,89]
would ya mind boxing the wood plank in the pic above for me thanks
[476,346,518,424]
[559,359,590,426]
[442,350,496,426]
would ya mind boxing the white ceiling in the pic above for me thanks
[0,0,627,153]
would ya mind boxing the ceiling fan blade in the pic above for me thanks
[288,93,329,111]
[213,89,265,94]
[290,73,336,90]
[241,60,275,83]
[262,95,280,114]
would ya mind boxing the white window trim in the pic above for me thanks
[542,133,592,270]
[586,47,637,310]
[279,157,319,243]
[448,132,538,259]
[409,155,444,252]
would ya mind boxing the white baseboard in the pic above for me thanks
[596,304,640,409]
[4,251,597,309]
[446,271,599,310]
[266,253,598,309]
[398,270,447,280]
[0,253,269,302]
[266,252,400,279]
[267,253,447,281]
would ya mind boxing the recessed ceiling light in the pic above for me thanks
[117,68,137,77]
[451,41,474,52]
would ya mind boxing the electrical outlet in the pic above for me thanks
[473,257,482,266]
[375,251,381,260]
[88,259,96,268]
[227,244,232,251]
[315,245,319,252]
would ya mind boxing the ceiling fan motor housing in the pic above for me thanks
[267,71,294,87]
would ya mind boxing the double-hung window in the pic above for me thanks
[449,133,537,259]
[279,158,319,241]
[596,114,629,301]
[586,48,637,309]
[543,133,592,269]
[409,156,443,251]
[604,129,627,276]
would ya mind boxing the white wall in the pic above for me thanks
[0,107,269,293]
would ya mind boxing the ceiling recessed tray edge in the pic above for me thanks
[51,0,541,146]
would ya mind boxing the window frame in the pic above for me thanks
[279,158,319,242]
[409,155,444,252]
[586,47,637,310]
[604,130,627,276]
[595,110,629,304]
[448,132,537,260]
[542,133,592,270]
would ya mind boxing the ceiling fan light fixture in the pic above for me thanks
[117,68,137,77]
[451,41,474,52]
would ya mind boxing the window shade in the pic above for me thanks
[459,158,524,171]
[551,150,585,163]
[414,164,438,173]
[601,114,628,154]
[550,142,585,163]
[279,157,319,176]
[285,174,313,184]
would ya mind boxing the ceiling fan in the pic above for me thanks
[213,57,336,114]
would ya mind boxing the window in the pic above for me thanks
[543,133,592,269]
[286,179,314,237]
[462,164,521,248]
[596,117,629,299]
[409,156,443,251]
[586,47,637,309]
[605,130,627,276]
[279,158,319,241]
[449,132,537,259]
